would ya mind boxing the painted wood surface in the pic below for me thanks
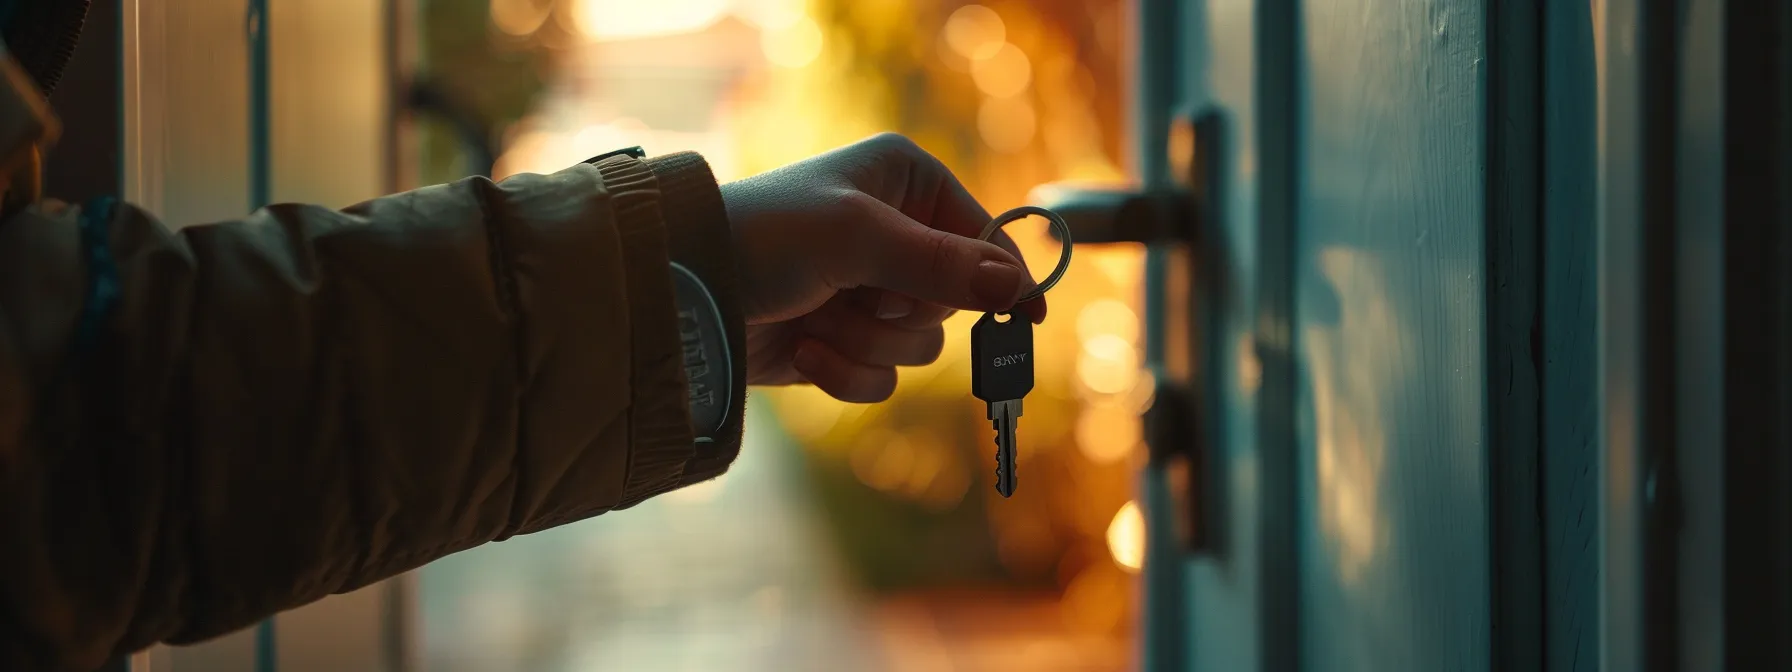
[1541,1,1601,668]
[1169,0,1299,670]
[1292,1,1490,670]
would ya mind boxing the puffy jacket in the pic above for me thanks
[0,5,747,670]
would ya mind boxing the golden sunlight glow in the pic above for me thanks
[1077,334,1140,396]
[1061,564,1129,634]
[571,0,730,42]
[1076,299,1139,345]
[761,15,825,68]
[1305,248,1392,584]
[1105,500,1145,572]
[970,43,1033,98]
[943,5,1007,61]
[977,96,1036,153]
[775,387,850,443]
[1074,404,1141,464]
[851,434,917,493]
[732,0,807,30]
[490,0,551,36]
[1061,563,1130,634]
[1238,332,1263,394]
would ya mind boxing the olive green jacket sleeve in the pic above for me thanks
[0,153,747,670]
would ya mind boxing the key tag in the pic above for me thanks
[971,206,1073,497]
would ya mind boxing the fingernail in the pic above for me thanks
[971,261,1024,308]
[876,293,915,320]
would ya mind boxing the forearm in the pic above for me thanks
[0,155,746,667]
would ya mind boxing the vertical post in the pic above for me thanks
[246,0,275,668]
[1132,0,1185,669]
[1253,1,1299,670]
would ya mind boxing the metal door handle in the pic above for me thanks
[1029,110,1223,554]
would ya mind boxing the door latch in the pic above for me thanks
[1030,110,1223,554]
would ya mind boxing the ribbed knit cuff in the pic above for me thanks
[643,152,746,486]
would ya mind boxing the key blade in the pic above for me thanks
[994,404,1017,497]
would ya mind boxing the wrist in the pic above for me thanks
[641,152,747,454]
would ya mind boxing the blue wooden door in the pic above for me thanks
[1124,0,1566,670]
[1115,0,1792,671]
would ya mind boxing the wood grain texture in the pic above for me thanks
[1293,0,1490,669]
[1484,0,1543,668]
[1541,0,1601,668]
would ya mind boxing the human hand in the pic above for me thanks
[721,133,1047,403]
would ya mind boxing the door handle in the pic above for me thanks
[1029,110,1222,555]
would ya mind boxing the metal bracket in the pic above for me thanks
[1030,110,1223,554]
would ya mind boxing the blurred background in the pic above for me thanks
[410,1,1148,670]
[64,0,1792,671]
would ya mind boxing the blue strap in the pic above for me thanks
[72,197,120,360]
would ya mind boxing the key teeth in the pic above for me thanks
[994,434,1015,498]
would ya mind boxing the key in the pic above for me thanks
[972,311,1034,497]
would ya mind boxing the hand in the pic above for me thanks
[721,133,1047,403]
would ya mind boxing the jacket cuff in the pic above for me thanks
[643,152,747,486]
[590,152,745,509]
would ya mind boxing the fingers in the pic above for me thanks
[984,224,1049,324]
[803,300,946,367]
[792,338,897,403]
[856,133,993,241]
[847,288,958,330]
[828,194,1032,313]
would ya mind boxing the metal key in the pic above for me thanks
[971,311,1034,497]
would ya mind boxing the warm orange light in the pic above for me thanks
[943,5,1007,61]
[1077,334,1140,396]
[1075,298,1139,345]
[977,96,1036,153]
[970,43,1032,98]
[490,0,551,36]
[1074,404,1141,465]
[1061,562,1130,634]
[1105,500,1146,572]
[850,433,917,494]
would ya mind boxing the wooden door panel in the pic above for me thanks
[1293,1,1490,669]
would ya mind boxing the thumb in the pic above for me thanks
[845,197,1033,313]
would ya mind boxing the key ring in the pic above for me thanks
[978,205,1072,305]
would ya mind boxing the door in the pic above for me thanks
[1184,0,1513,669]
[1043,0,1792,670]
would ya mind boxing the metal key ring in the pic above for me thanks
[978,205,1072,305]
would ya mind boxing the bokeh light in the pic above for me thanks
[943,5,1007,61]
[1105,500,1145,573]
[1077,334,1141,396]
[761,15,825,68]
[1075,404,1141,465]
[978,95,1037,153]
[970,43,1033,98]
[490,0,551,36]
[569,0,730,41]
